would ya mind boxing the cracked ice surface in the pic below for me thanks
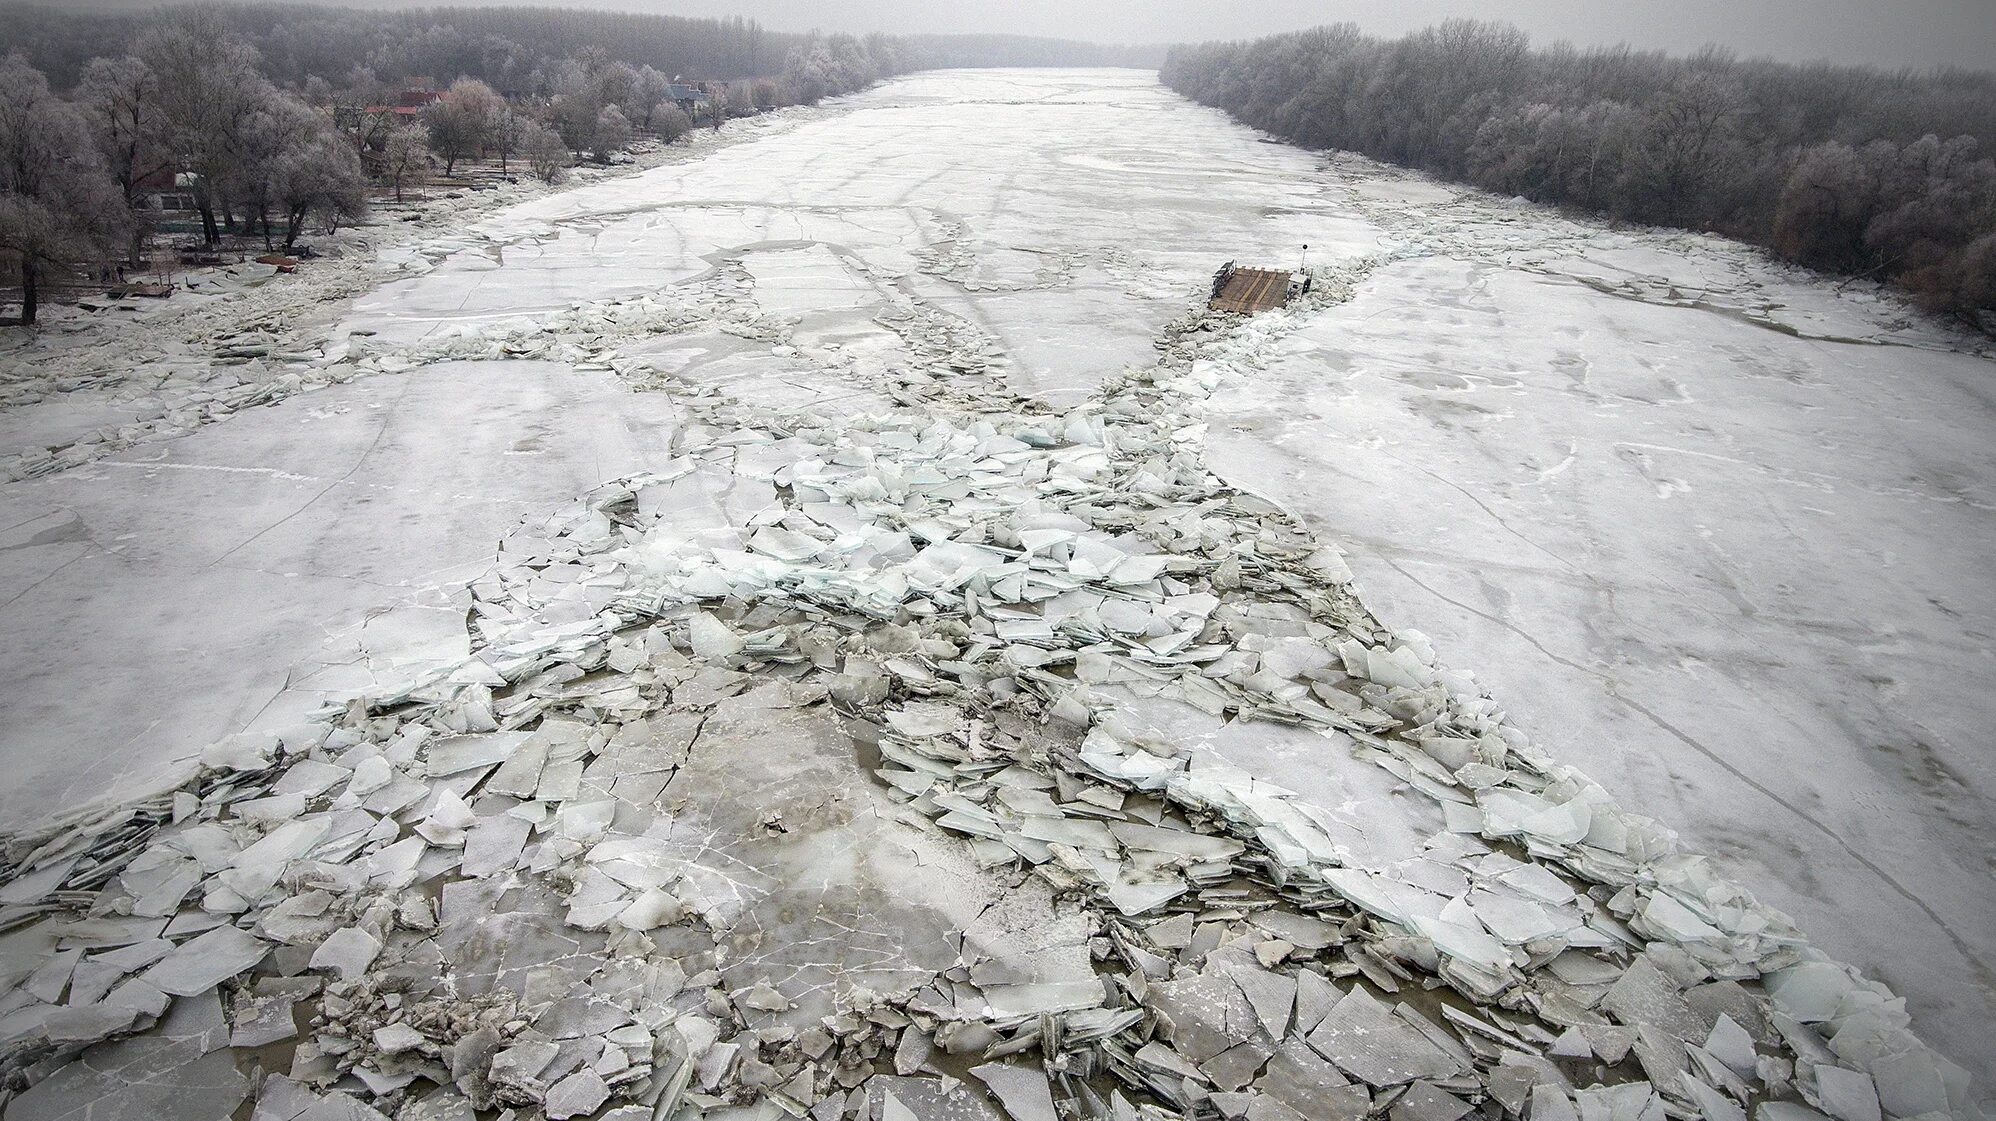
[0,361,685,824]
[1197,183,1996,1085]
[341,69,1379,408]
[342,73,1996,1084]
[0,67,1988,1121]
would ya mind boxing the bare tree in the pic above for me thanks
[591,104,632,161]
[518,119,568,184]
[275,132,366,249]
[653,105,693,144]
[0,55,126,325]
[136,16,273,245]
[381,124,430,202]
[423,78,502,176]
[77,55,173,263]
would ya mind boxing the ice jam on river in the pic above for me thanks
[0,69,1989,1121]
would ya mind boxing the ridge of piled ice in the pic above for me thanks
[0,228,1971,1121]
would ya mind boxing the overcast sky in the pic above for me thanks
[700,0,1994,69]
[88,0,1996,70]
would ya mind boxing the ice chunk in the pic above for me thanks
[1757,1105,1832,1121]
[417,790,479,847]
[220,818,333,900]
[689,612,746,660]
[7,991,249,1120]
[374,1023,427,1054]
[1680,1076,1746,1121]
[1219,958,1296,1039]
[1763,962,1852,1024]
[1531,1085,1580,1121]
[1811,1065,1882,1121]
[460,814,533,877]
[981,981,1103,1018]
[426,732,535,777]
[545,1070,611,1119]
[142,925,269,996]
[1704,1015,1758,1080]
[1868,1048,1948,1118]
[1306,987,1460,1086]
[310,927,381,981]
[232,979,316,1048]
[1602,958,1703,1043]
[971,1062,1059,1121]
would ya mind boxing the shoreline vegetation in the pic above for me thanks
[5,5,1993,330]
[0,1,1157,325]
[1162,20,1996,329]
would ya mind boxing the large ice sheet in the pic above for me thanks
[1203,248,1996,1083]
[341,70,1380,406]
[0,361,682,827]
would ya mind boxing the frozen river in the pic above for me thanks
[0,68,1990,1109]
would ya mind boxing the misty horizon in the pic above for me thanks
[4,0,1996,1110]
[39,0,1996,71]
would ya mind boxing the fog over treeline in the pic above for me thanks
[0,2,1160,90]
[3,3,1993,326]
[1164,21,1996,322]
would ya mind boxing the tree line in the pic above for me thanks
[0,4,1153,93]
[4,4,844,92]
[0,3,952,325]
[1162,21,1996,325]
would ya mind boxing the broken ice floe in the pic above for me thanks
[0,271,1975,1121]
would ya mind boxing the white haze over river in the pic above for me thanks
[0,69,1991,1095]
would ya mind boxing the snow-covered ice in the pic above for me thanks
[0,361,683,822]
[1199,191,1996,1085]
[0,68,1989,1120]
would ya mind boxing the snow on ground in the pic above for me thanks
[0,68,1988,1119]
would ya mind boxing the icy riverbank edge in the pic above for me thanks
[0,102,837,485]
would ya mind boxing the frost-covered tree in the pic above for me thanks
[518,119,568,184]
[77,56,171,208]
[1,5,1155,96]
[547,84,600,153]
[381,124,430,202]
[274,132,365,249]
[591,105,632,161]
[0,55,126,325]
[490,107,523,174]
[226,89,321,249]
[653,105,693,144]
[1161,21,1996,323]
[423,77,501,176]
[633,65,671,129]
[76,54,172,262]
[593,63,640,116]
[136,16,274,244]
